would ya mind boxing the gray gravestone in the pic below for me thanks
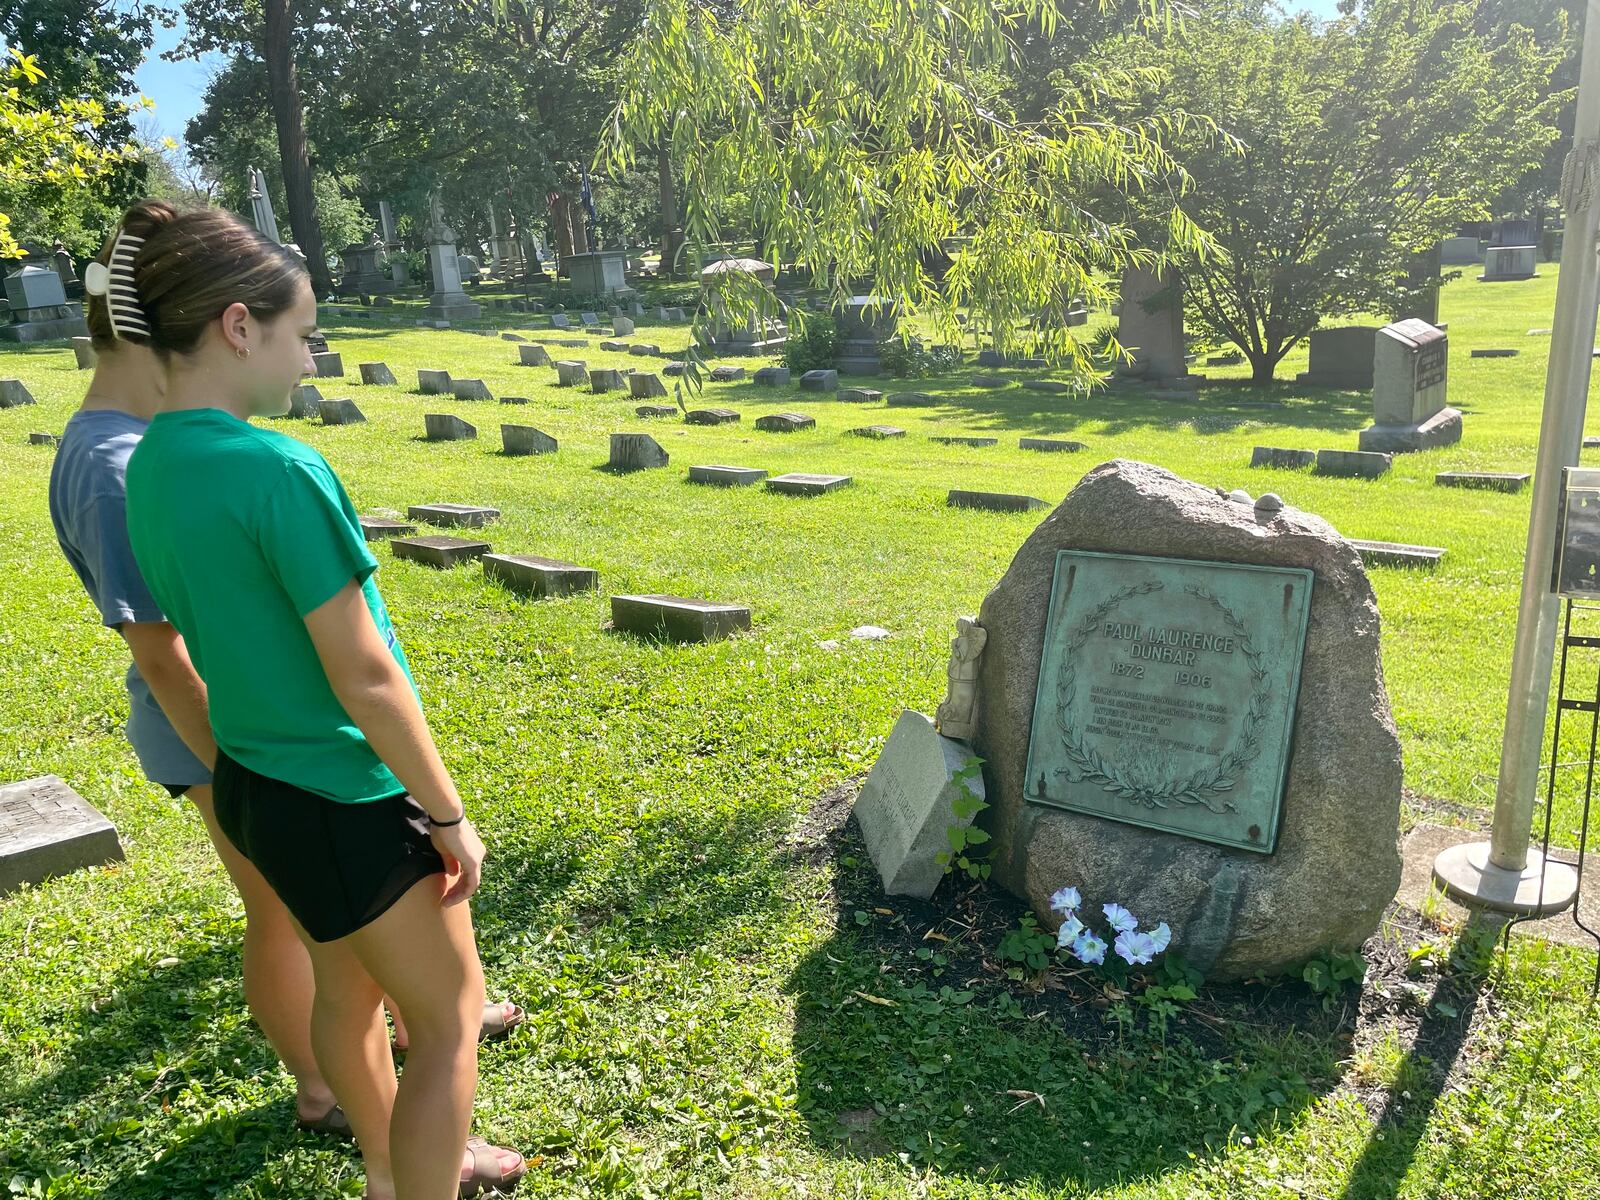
[551,313,573,329]
[1251,446,1316,470]
[628,373,667,399]
[483,553,597,598]
[360,362,397,386]
[590,368,627,393]
[662,362,688,377]
[931,435,997,448]
[450,379,493,401]
[800,369,839,391]
[610,594,751,642]
[418,369,452,394]
[755,412,816,433]
[970,459,1401,978]
[1434,471,1529,493]
[613,316,636,335]
[424,413,477,441]
[0,775,123,895]
[1350,539,1444,569]
[1018,438,1087,453]
[1023,380,1071,394]
[948,490,1047,513]
[636,404,677,418]
[972,374,1008,389]
[710,365,746,382]
[840,388,882,403]
[518,343,551,367]
[318,398,366,425]
[1480,245,1537,282]
[629,344,662,357]
[686,408,741,426]
[1439,235,1480,265]
[407,503,500,528]
[1299,327,1378,390]
[580,311,601,328]
[600,340,630,352]
[312,351,344,378]
[501,424,558,455]
[288,385,323,419]
[753,367,791,386]
[1,379,37,408]
[609,432,669,470]
[886,391,936,407]
[766,472,851,495]
[1317,448,1392,478]
[848,425,904,439]
[1358,320,1459,453]
[689,464,768,486]
[555,361,589,387]
[1117,265,1188,380]
[391,535,492,568]
[500,332,526,342]
[854,711,983,899]
[72,336,96,370]
[358,516,417,540]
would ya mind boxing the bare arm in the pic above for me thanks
[302,579,482,901]
[120,621,218,770]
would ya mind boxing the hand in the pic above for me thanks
[428,817,486,905]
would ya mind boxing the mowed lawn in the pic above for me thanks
[1,266,1597,1199]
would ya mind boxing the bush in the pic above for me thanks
[781,314,838,374]
[880,337,962,378]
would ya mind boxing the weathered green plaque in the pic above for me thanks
[1023,551,1313,853]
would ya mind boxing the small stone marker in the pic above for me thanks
[972,373,1008,388]
[1018,437,1086,453]
[358,516,417,540]
[555,338,588,348]
[590,368,627,393]
[312,351,344,378]
[610,594,751,643]
[406,502,500,528]
[1349,539,1444,569]
[1435,471,1530,493]
[0,379,36,408]
[628,344,662,357]
[1470,348,1518,358]
[612,316,636,335]
[800,369,839,391]
[1250,446,1316,470]
[288,384,323,418]
[662,361,688,377]
[710,365,746,382]
[766,472,852,496]
[686,408,741,426]
[628,373,667,399]
[848,425,905,439]
[423,413,476,441]
[948,490,1048,512]
[450,378,493,401]
[517,344,551,366]
[609,432,670,471]
[555,360,589,387]
[1024,380,1072,394]
[931,435,998,448]
[359,362,397,386]
[28,432,60,446]
[636,404,677,418]
[666,306,688,320]
[501,424,558,455]
[551,313,572,329]
[580,311,601,327]
[689,464,767,487]
[1587,437,1600,450]
[391,535,492,568]
[839,388,882,403]
[853,711,982,900]
[754,412,816,432]
[500,332,526,342]
[318,397,366,425]
[886,391,936,407]
[483,553,598,598]
[72,336,96,370]
[500,395,530,406]
[418,369,452,394]
[1529,328,1553,336]
[1316,448,1392,478]
[0,775,124,895]
[753,367,791,386]
[600,340,630,352]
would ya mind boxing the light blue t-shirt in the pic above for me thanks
[47,408,212,788]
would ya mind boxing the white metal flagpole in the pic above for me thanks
[1432,2,1600,914]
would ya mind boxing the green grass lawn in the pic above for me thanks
[1,267,1597,1198]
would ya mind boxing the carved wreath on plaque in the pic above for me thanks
[1052,579,1270,814]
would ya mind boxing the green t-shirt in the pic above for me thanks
[125,407,417,803]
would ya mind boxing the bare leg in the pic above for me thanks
[346,873,484,1200]
[188,784,336,1117]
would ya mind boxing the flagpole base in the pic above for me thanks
[1431,841,1579,917]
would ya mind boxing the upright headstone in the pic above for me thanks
[555,360,589,387]
[1298,327,1378,390]
[424,413,477,441]
[288,384,323,418]
[1116,265,1188,381]
[359,362,397,386]
[318,398,366,425]
[609,432,669,470]
[1358,319,1460,453]
[418,369,452,394]
[423,191,483,321]
[565,251,635,298]
[1,266,88,342]
[517,343,552,367]
[1439,235,1481,266]
[1480,245,1538,282]
[72,336,96,370]
[965,459,1402,979]
[501,424,558,456]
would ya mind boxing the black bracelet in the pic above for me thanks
[429,811,466,828]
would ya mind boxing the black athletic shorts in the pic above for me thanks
[211,748,446,943]
[161,783,191,799]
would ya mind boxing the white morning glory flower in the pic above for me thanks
[1072,930,1107,965]
[1049,885,1082,916]
[1148,922,1172,954]
[1114,929,1159,966]
[1056,915,1085,948]
[1102,903,1138,934]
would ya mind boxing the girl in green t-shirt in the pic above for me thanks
[108,200,524,1200]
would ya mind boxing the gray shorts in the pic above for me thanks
[125,664,212,792]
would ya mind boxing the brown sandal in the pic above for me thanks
[479,1001,525,1044]
[295,1102,354,1141]
[459,1135,526,1197]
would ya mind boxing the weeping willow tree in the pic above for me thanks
[599,0,1214,384]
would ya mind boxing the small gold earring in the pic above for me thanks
[236,346,250,360]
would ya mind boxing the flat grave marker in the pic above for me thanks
[1435,471,1530,493]
[948,489,1048,513]
[483,553,598,598]
[766,472,852,496]
[391,535,492,568]
[406,503,500,528]
[358,515,417,541]
[610,594,751,643]
[0,775,123,896]
[754,412,816,432]
[688,464,767,487]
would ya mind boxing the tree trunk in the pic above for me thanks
[658,147,680,278]
[263,0,330,297]
[551,195,574,262]
[1248,346,1281,384]
[570,194,590,255]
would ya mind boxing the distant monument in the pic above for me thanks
[422,191,481,322]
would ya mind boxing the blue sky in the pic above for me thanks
[130,0,1350,148]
